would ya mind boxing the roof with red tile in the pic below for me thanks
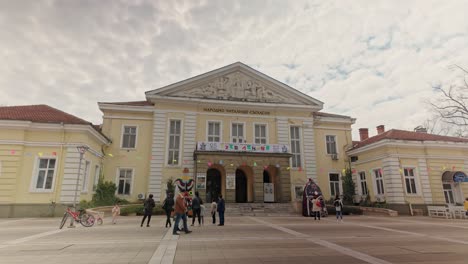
[98,101,154,106]
[352,129,468,150]
[0,105,92,125]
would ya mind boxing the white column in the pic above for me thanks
[382,157,405,203]
[303,120,317,182]
[418,158,433,204]
[149,110,167,201]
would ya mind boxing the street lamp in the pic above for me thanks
[70,145,89,227]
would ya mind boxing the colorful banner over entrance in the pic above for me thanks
[197,142,289,153]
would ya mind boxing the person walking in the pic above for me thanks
[200,203,205,226]
[211,198,217,224]
[173,191,192,235]
[191,191,203,226]
[312,195,321,220]
[111,202,121,224]
[217,195,225,226]
[163,193,174,228]
[141,194,155,227]
[464,197,468,217]
[334,195,344,222]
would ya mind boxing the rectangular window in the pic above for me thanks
[207,122,221,142]
[168,120,181,165]
[329,173,340,197]
[34,158,56,190]
[326,135,337,154]
[122,126,137,148]
[443,183,454,204]
[93,165,101,191]
[254,124,267,144]
[374,169,385,195]
[81,161,91,192]
[359,172,368,195]
[290,126,301,168]
[118,169,132,195]
[404,168,417,194]
[231,123,244,143]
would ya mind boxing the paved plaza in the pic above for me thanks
[0,214,467,264]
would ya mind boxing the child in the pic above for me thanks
[334,195,343,222]
[211,198,217,224]
[112,202,121,224]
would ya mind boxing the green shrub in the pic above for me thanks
[79,199,94,209]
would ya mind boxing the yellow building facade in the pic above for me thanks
[348,127,468,213]
[99,62,355,204]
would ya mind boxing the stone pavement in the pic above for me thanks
[0,214,467,264]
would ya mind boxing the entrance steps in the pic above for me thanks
[224,203,298,216]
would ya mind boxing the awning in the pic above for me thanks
[442,171,468,182]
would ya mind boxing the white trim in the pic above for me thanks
[352,153,468,166]
[30,156,59,193]
[120,124,139,149]
[402,166,419,196]
[166,119,183,167]
[314,126,352,131]
[115,167,135,196]
[103,115,153,121]
[0,141,103,158]
[371,168,385,196]
[253,122,269,144]
[328,171,342,197]
[325,134,339,155]
[289,125,304,168]
[98,103,154,113]
[230,121,246,143]
[358,171,369,196]
[348,139,468,155]
[206,120,223,143]
[314,116,355,124]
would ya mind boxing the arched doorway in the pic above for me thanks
[206,168,221,203]
[236,169,247,203]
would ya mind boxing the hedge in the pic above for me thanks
[120,204,165,216]
[326,205,363,215]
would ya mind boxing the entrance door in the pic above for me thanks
[207,169,221,203]
[263,170,274,202]
[235,169,247,203]
[443,182,455,204]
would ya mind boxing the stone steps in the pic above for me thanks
[225,203,298,216]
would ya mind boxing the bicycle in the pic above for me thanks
[59,207,95,229]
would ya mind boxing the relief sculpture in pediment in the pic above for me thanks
[182,72,289,103]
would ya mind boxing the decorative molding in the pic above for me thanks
[103,115,153,121]
[348,139,468,155]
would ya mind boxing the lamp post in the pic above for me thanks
[70,145,89,227]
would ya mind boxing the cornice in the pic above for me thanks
[98,103,154,113]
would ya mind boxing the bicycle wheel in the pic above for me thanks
[80,213,95,227]
[59,213,68,229]
[96,218,103,225]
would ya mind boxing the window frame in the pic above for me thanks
[325,134,338,155]
[403,167,418,195]
[329,172,341,197]
[30,156,58,193]
[372,168,385,195]
[167,119,183,166]
[116,167,134,196]
[206,120,222,143]
[81,160,91,193]
[93,164,101,191]
[120,124,138,149]
[253,123,268,144]
[358,171,369,195]
[289,126,303,168]
[230,122,246,143]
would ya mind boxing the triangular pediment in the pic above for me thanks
[146,62,323,108]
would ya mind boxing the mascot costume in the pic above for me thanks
[302,178,323,217]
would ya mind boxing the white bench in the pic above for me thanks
[427,206,451,219]
[447,205,467,219]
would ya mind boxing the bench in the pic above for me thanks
[427,206,451,219]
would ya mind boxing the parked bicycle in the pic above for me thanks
[59,207,95,229]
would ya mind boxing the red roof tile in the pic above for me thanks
[0,104,91,125]
[99,101,154,106]
[352,129,468,149]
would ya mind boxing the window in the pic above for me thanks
[359,172,368,195]
[118,168,133,195]
[290,126,302,167]
[254,124,267,144]
[373,169,384,195]
[326,135,337,154]
[294,185,304,200]
[404,168,417,194]
[121,126,137,148]
[81,161,90,192]
[207,121,221,142]
[329,173,340,197]
[93,165,101,191]
[231,123,244,143]
[443,183,454,204]
[33,158,56,191]
[168,120,181,165]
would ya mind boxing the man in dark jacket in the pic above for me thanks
[217,195,225,226]
[191,191,203,226]
[141,194,155,227]
[162,192,174,228]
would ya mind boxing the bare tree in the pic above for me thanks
[429,65,468,137]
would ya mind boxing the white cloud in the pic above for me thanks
[1,0,468,139]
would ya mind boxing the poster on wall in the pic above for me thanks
[196,173,206,189]
[226,173,236,189]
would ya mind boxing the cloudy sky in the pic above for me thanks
[1,0,468,139]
